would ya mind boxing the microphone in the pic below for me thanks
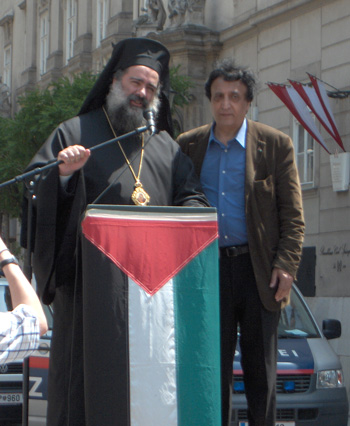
[143,109,157,135]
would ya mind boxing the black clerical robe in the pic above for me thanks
[21,107,209,426]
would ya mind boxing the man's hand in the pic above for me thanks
[269,267,293,303]
[58,145,91,176]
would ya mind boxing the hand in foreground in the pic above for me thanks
[58,145,91,176]
[269,267,293,303]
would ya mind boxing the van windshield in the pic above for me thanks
[278,287,320,339]
[0,282,13,311]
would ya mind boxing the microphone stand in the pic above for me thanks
[0,124,150,189]
[0,123,151,281]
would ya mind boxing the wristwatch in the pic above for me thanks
[0,255,19,272]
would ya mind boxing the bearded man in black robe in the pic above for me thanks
[21,38,209,426]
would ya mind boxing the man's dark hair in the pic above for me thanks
[205,58,257,101]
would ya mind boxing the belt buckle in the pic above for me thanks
[228,246,238,257]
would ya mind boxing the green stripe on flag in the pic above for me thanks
[174,240,221,426]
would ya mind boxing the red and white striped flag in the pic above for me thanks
[307,73,345,151]
[267,82,330,153]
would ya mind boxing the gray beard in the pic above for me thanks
[105,80,160,134]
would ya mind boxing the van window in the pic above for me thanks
[279,289,319,338]
[0,283,13,311]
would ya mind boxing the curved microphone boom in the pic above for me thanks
[143,109,157,135]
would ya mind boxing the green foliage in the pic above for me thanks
[0,72,97,217]
[169,65,194,111]
[169,65,194,138]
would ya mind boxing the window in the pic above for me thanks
[3,46,11,89]
[3,21,12,43]
[66,0,77,63]
[40,12,49,75]
[96,0,108,47]
[293,118,315,187]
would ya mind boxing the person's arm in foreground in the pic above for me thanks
[0,236,48,363]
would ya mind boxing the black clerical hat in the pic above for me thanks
[113,38,170,80]
[79,37,173,136]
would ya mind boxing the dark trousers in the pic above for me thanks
[220,252,280,426]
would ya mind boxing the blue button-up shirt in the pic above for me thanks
[200,119,248,248]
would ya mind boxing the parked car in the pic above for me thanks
[231,284,349,426]
[0,278,52,426]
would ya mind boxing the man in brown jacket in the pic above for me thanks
[177,59,305,426]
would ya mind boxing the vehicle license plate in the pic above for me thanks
[0,392,23,405]
[239,423,295,426]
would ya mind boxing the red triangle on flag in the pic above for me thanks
[82,215,218,295]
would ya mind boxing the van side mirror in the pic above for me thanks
[322,319,341,339]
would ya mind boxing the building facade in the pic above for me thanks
[0,0,349,404]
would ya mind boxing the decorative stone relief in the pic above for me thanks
[168,0,206,27]
[134,0,206,32]
[134,0,167,32]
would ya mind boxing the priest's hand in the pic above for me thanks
[58,145,91,176]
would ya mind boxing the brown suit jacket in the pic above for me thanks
[177,120,305,311]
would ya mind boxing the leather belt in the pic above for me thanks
[220,244,249,257]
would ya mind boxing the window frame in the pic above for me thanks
[293,117,315,188]
[39,11,49,75]
[3,46,12,89]
[65,0,77,63]
[96,0,108,48]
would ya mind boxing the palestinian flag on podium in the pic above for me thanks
[80,205,221,426]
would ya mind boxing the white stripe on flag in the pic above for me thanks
[268,82,330,153]
[285,86,329,151]
[289,80,336,139]
[128,277,178,426]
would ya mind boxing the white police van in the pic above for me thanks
[231,284,349,426]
